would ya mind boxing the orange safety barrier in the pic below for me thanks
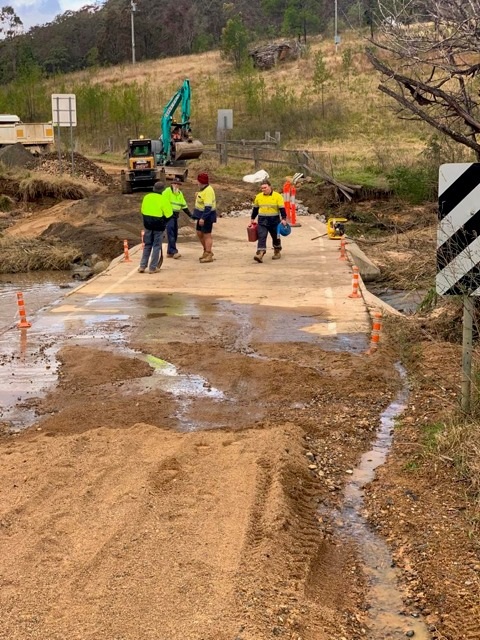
[123,239,132,262]
[141,229,145,249]
[16,292,32,328]
[366,311,383,354]
[290,184,297,226]
[338,235,347,260]
[348,266,361,299]
[282,180,291,221]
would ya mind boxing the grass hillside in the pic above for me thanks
[7,29,475,195]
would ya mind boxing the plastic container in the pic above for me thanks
[247,222,258,242]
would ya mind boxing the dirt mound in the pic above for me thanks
[40,221,129,261]
[0,143,36,169]
[35,152,114,188]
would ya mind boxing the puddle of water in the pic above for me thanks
[0,288,367,433]
[145,354,225,400]
[327,363,430,639]
[145,354,226,432]
[0,328,59,431]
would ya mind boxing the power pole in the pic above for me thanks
[131,0,136,64]
[334,0,339,52]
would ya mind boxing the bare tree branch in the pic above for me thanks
[366,0,480,159]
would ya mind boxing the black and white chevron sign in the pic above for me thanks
[437,163,480,296]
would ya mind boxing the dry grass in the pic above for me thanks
[60,30,431,172]
[0,194,14,211]
[436,419,480,502]
[0,237,81,273]
[18,173,98,201]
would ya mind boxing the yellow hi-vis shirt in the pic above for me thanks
[141,192,173,218]
[194,185,216,213]
[253,191,284,215]
[163,186,187,212]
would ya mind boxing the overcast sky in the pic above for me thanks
[9,0,100,29]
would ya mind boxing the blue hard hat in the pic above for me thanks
[277,222,291,237]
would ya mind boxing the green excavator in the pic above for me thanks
[121,79,203,193]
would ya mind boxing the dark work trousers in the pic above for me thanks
[165,213,179,256]
[257,215,281,252]
[140,228,163,270]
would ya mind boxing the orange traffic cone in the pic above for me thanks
[348,266,361,299]
[366,311,383,354]
[123,239,132,262]
[283,180,291,221]
[16,292,32,328]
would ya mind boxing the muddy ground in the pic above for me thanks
[0,161,479,639]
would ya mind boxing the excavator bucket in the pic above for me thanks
[174,139,203,161]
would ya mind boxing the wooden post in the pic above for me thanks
[253,147,260,170]
[461,295,474,413]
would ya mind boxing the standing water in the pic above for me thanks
[0,272,74,331]
[0,272,74,430]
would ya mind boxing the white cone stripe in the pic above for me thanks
[436,234,480,294]
[439,163,473,197]
[438,181,480,245]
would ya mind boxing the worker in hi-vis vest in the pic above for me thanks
[250,180,288,263]
[138,182,173,274]
[162,178,192,259]
[192,172,217,263]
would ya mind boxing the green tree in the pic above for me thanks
[0,5,22,38]
[312,51,332,117]
[0,6,23,76]
[221,14,249,69]
[282,0,320,41]
[14,61,44,120]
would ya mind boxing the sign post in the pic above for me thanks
[51,93,77,175]
[437,163,480,412]
[217,109,233,165]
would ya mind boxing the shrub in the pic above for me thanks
[387,165,436,204]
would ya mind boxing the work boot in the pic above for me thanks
[254,250,266,263]
[199,250,208,261]
[199,251,214,263]
[272,248,282,260]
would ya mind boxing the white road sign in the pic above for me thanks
[51,93,77,127]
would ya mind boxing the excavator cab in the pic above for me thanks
[121,138,159,193]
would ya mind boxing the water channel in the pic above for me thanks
[326,363,430,639]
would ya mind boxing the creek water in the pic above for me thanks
[0,271,74,332]
[369,286,426,315]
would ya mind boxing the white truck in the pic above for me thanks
[0,114,54,154]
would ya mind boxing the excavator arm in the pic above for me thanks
[160,79,192,164]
